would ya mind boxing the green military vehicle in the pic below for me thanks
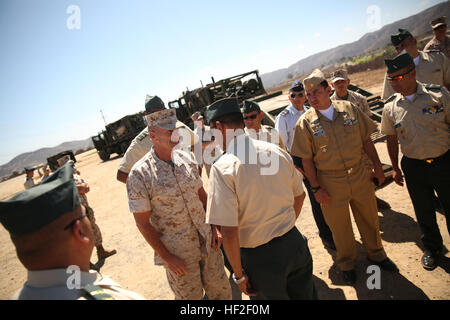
[91,111,147,161]
[168,70,282,129]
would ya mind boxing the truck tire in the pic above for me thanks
[98,150,110,161]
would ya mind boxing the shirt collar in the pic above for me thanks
[26,269,100,288]
[287,104,305,115]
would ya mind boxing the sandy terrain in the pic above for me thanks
[1,67,449,300]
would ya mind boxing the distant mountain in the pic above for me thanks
[261,1,450,88]
[0,138,94,179]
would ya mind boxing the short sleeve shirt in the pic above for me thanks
[126,148,211,265]
[381,82,450,160]
[331,90,372,118]
[206,134,304,248]
[290,101,377,171]
[275,104,308,152]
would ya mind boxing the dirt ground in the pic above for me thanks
[0,67,449,300]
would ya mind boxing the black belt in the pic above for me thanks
[405,150,449,164]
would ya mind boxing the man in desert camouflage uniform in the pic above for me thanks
[424,16,450,59]
[117,95,196,184]
[330,69,391,210]
[24,167,35,190]
[0,162,145,300]
[126,109,231,300]
[57,156,116,263]
[382,28,450,99]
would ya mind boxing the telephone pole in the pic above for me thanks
[100,109,107,126]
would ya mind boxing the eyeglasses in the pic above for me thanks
[290,92,304,98]
[63,214,87,231]
[386,68,415,82]
[243,114,258,121]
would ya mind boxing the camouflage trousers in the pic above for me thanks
[85,205,103,247]
[166,248,232,300]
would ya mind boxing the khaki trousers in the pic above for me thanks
[318,164,387,271]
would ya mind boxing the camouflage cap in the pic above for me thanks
[289,80,304,92]
[331,69,348,83]
[0,162,80,238]
[146,109,177,130]
[385,50,415,74]
[303,69,326,91]
[145,95,165,113]
[241,100,261,114]
[57,155,71,168]
[206,98,241,123]
[431,16,446,29]
[391,29,413,46]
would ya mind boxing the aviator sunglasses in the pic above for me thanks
[243,114,258,120]
[386,68,414,82]
[290,92,304,98]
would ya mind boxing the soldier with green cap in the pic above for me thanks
[116,95,196,184]
[24,167,35,190]
[241,100,286,150]
[126,109,231,300]
[424,16,450,59]
[381,51,450,271]
[291,69,398,285]
[0,162,146,300]
[205,98,316,300]
[382,28,450,100]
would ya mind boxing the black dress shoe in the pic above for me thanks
[322,238,336,251]
[422,251,439,271]
[342,269,357,285]
[368,257,399,272]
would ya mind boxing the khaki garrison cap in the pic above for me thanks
[146,109,177,130]
[331,69,348,83]
[431,16,446,29]
[0,162,80,238]
[303,69,326,91]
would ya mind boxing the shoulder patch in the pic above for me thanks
[384,94,397,104]
[136,130,149,142]
[82,284,114,300]
[279,109,289,116]
[425,84,442,92]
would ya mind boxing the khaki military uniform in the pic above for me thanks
[24,178,35,190]
[73,174,103,247]
[382,50,450,99]
[381,82,450,252]
[245,125,287,151]
[424,36,450,59]
[13,269,145,300]
[127,148,231,300]
[331,91,374,171]
[118,122,196,174]
[291,100,387,271]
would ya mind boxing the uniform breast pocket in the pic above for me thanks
[394,119,416,142]
[311,125,329,152]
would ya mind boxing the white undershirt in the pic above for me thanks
[318,103,335,120]
[405,93,416,102]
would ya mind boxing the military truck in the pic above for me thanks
[91,112,147,161]
[168,70,282,129]
[47,150,76,171]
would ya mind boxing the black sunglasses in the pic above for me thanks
[64,214,87,230]
[290,92,304,98]
[243,114,258,121]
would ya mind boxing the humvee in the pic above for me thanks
[91,111,147,161]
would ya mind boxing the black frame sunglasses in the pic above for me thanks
[290,92,305,98]
[243,114,258,121]
[63,214,87,231]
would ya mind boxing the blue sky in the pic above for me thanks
[0,0,446,165]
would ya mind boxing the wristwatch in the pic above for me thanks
[232,270,246,284]
[311,186,321,193]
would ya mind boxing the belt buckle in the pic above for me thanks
[346,168,353,175]
[426,159,434,164]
